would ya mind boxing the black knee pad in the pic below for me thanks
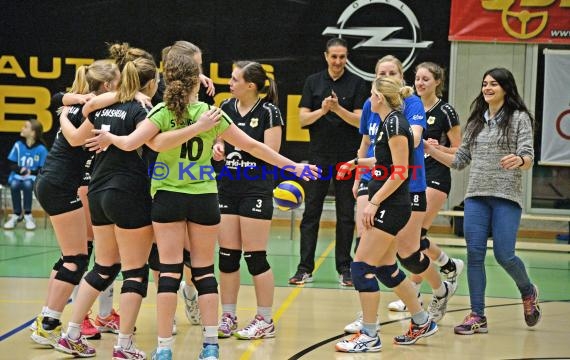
[244,251,270,276]
[183,249,191,268]
[55,254,89,285]
[421,228,428,238]
[398,250,430,274]
[218,247,241,273]
[52,257,64,272]
[148,243,160,271]
[191,264,218,295]
[419,238,431,251]
[84,262,121,291]
[351,261,379,292]
[375,263,406,288]
[121,264,149,297]
[157,262,184,293]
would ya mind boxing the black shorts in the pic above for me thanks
[219,194,273,220]
[372,201,411,235]
[356,179,369,198]
[426,179,451,195]
[89,189,152,229]
[410,191,427,212]
[35,176,82,216]
[152,190,220,226]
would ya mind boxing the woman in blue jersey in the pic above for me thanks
[54,56,159,360]
[4,119,48,230]
[30,61,120,348]
[213,61,282,340]
[85,53,317,360]
[335,77,437,353]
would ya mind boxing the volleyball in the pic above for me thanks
[273,180,305,211]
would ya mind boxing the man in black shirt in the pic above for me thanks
[289,38,368,286]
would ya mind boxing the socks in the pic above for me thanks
[257,307,272,322]
[411,310,429,326]
[158,336,174,351]
[221,304,237,317]
[98,284,114,318]
[434,252,450,267]
[117,333,133,349]
[361,322,378,336]
[67,322,81,340]
[203,326,218,345]
[433,282,447,298]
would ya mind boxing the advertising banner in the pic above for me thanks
[540,49,570,166]
[449,0,570,44]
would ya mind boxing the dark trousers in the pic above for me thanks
[298,154,355,274]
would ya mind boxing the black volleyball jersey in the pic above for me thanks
[87,101,150,194]
[368,110,414,206]
[423,100,459,182]
[217,98,284,196]
[41,103,91,188]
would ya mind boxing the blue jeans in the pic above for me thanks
[464,196,534,316]
[10,178,34,215]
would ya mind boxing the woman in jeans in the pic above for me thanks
[424,67,541,334]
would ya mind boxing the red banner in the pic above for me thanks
[449,0,570,43]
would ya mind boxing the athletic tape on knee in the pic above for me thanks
[148,243,160,271]
[157,262,184,293]
[375,263,405,288]
[398,250,430,274]
[244,250,270,276]
[351,261,379,292]
[84,262,121,291]
[54,254,89,285]
[218,247,241,273]
[121,264,149,297]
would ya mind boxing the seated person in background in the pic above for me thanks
[4,119,48,230]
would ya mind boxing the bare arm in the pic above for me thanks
[264,126,282,152]
[329,100,361,128]
[82,92,118,117]
[85,119,160,152]
[62,93,94,106]
[59,107,94,146]
[423,140,456,168]
[299,107,326,128]
[411,124,423,148]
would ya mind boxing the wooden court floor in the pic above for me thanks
[1,226,569,359]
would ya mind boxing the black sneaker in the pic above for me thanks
[339,270,353,287]
[522,284,541,327]
[288,271,313,285]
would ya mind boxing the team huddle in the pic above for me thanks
[21,37,541,360]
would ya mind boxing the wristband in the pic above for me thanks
[369,201,379,207]
[519,155,525,167]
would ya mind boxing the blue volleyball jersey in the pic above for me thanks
[7,140,48,183]
[358,98,380,183]
[404,95,427,192]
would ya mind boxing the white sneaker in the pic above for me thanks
[180,281,201,325]
[388,282,422,312]
[3,214,20,230]
[234,315,275,340]
[428,281,457,322]
[442,258,464,282]
[24,214,36,230]
[335,331,382,353]
[343,312,380,334]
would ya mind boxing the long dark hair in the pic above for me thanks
[464,67,534,150]
[235,61,278,105]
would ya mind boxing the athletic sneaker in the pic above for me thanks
[112,344,146,360]
[218,313,238,338]
[95,308,120,333]
[24,213,36,230]
[55,335,96,357]
[522,284,541,327]
[335,331,382,353]
[234,315,275,340]
[343,311,380,334]
[198,343,219,360]
[180,281,201,325]
[454,312,488,335]
[339,270,353,287]
[30,319,61,347]
[441,258,464,282]
[3,214,21,230]
[151,348,172,360]
[388,282,423,312]
[393,319,438,345]
[427,281,457,322]
[81,314,102,340]
[29,315,41,331]
[288,271,313,285]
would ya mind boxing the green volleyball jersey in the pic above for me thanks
[148,101,232,196]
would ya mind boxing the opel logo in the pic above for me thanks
[323,0,433,81]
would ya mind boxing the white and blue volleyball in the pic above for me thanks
[273,180,305,211]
